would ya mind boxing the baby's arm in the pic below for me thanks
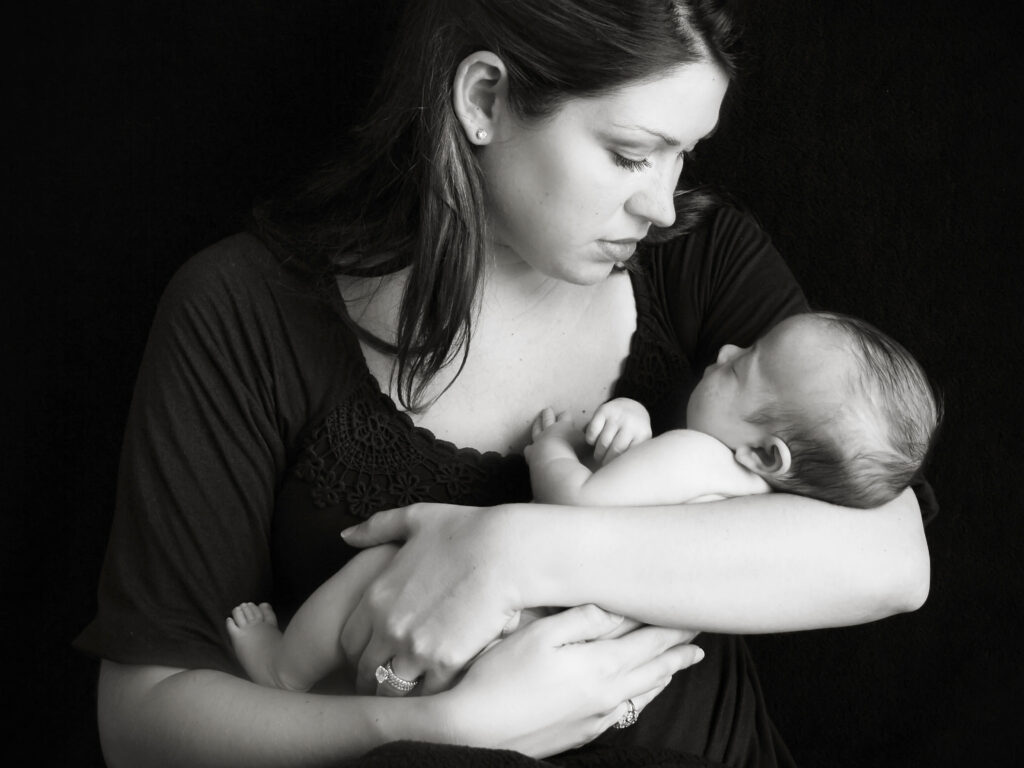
[227,544,398,692]
[526,403,770,506]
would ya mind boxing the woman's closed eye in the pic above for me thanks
[612,153,652,172]
[612,149,688,173]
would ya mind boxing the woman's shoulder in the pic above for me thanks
[156,233,345,339]
[149,233,365,437]
[164,232,301,308]
[156,231,358,370]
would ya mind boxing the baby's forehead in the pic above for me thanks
[764,317,859,389]
[768,315,851,359]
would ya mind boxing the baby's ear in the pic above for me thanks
[735,436,792,479]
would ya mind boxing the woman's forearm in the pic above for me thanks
[98,661,453,768]
[510,486,929,633]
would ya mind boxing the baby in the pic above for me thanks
[227,311,940,693]
[527,311,941,510]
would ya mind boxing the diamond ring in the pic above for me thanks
[612,698,638,729]
[374,658,419,694]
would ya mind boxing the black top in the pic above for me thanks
[74,206,934,765]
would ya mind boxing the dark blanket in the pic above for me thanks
[347,741,725,768]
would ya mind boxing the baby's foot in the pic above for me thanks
[226,602,282,688]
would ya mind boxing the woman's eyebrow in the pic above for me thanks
[610,119,721,149]
[611,123,682,147]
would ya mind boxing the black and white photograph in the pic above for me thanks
[10,1,1021,765]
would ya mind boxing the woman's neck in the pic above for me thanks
[338,249,597,340]
[337,253,636,453]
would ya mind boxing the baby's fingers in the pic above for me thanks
[592,424,621,463]
[584,413,607,446]
[600,431,636,465]
[531,407,557,439]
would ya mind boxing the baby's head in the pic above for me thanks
[686,312,941,508]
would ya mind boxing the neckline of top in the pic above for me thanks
[329,266,654,463]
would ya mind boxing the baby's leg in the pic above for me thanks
[227,544,398,691]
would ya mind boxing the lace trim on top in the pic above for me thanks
[291,264,687,519]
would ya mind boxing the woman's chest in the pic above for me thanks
[363,274,637,455]
[274,267,690,604]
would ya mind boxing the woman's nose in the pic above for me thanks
[625,165,678,229]
[716,344,742,363]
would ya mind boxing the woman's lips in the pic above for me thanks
[597,239,638,262]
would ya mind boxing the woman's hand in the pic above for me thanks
[440,604,704,757]
[340,503,523,694]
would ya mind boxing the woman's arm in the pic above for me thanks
[98,606,705,766]
[519,487,930,632]
[97,662,442,767]
[341,488,928,690]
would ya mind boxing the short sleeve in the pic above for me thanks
[648,206,809,372]
[74,237,303,673]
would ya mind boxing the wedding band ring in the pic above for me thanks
[374,658,419,694]
[612,698,638,729]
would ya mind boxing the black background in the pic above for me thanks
[10,1,1022,765]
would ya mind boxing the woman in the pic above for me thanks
[77,1,932,765]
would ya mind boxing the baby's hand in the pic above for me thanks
[585,398,653,465]
[524,407,584,467]
[529,407,576,443]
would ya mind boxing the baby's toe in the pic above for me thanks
[257,602,279,627]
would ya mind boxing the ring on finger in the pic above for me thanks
[612,698,638,729]
[374,658,420,695]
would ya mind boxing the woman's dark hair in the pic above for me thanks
[252,0,741,410]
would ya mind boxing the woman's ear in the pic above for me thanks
[452,51,509,145]
[735,436,792,479]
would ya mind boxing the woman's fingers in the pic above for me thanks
[596,623,698,661]
[441,610,700,756]
[340,506,413,547]
[340,503,520,695]
[619,641,705,695]
[601,676,674,732]
[339,598,375,690]
[532,604,627,645]
[578,625,703,707]
[419,658,463,695]
[599,627,705,717]
[374,655,424,697]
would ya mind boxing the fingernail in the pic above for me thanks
[693,646,705,663]
[608,613,624,623]
[340,526,355,538]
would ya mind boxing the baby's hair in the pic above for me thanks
[747,312,942,508]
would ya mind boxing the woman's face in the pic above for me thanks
[478,61,728,284]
